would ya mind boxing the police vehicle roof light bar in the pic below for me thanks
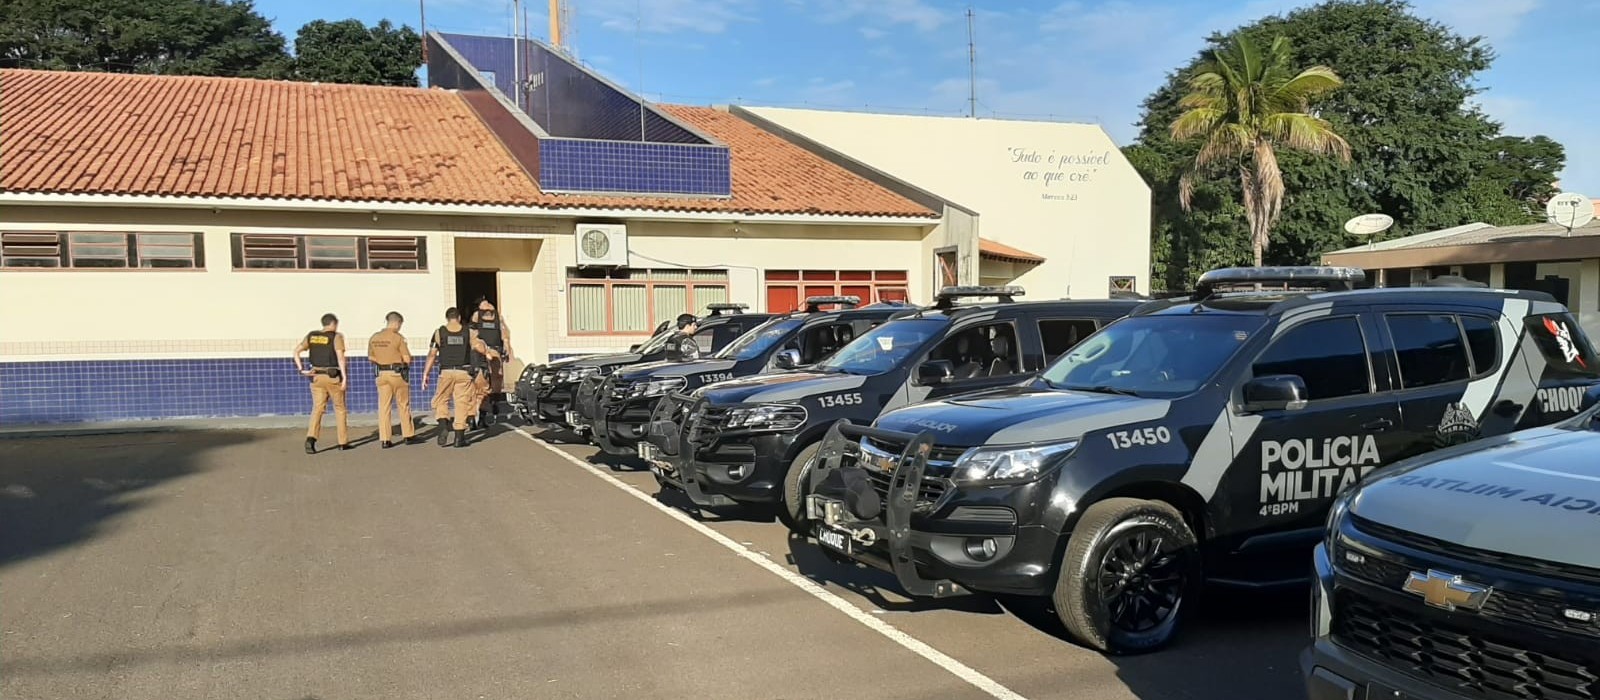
[933,285,1025,309]
[803,295,862,312]
[704,303,751,316]
[1193,267,1364,300]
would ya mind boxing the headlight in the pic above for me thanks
[952,439,1079,483]
[630,376,686,398]
[724,404,807,431]
[1325,486,1356,552]
[562,366,601,383]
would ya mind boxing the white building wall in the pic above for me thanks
[743,107,1152,299]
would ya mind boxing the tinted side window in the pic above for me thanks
[1460,315,1499,376]
[1253,317,1371,401]
[1387,314,1470,388]
[1525,313,1600,379]
[1039,318,1099,362]
[928,322,1021,381]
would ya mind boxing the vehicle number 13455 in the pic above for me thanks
[1105,427,1172,449]
[818,393,863,408]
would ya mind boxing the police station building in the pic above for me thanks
[0,33,1150,424]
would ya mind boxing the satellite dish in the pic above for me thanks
[1344,213,1395,236]
[1546,192,1595,231]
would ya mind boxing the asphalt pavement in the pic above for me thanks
[0,422,1307,699]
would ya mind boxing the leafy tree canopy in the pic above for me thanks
[292,19,421,87]
[0,0,291,78]
[1127,0,1567,290]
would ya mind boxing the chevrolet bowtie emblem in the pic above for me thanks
[1402,569,1492,611]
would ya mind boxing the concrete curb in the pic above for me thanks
[0,413,446,439]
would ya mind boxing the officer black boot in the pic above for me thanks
[455,428,470,448]
[304,437,316,455]
[436,420,452,446]
[381,440,395,449]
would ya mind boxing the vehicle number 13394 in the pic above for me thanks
[1105,427,1172,449]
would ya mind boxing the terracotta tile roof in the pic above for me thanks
[978,237,1045,264]
[0,69,541,206]
[0,69,938,218]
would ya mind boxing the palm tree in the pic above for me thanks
[1171,34,1351,267]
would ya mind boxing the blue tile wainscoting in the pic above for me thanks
[0,358,470,425]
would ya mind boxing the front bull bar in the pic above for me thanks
[642,394,736,507]
[806,420,966,598]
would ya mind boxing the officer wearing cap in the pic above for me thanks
[663,313,701,362]
[469,301,512,426]
[294,312,350,454]
[368,311,418,449]
[421,307,497,448]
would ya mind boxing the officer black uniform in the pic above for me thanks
[471,307,508,425]
[663,313,701,362]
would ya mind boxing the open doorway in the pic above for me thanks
[456,270,498,315]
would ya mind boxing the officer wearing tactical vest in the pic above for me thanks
[468,301,512,426]
[421,307,497,448]
[664,313,701,362]
[368,311,419,448]
[293,313,350,454]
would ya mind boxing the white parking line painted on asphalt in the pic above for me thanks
[512,427,1030,700]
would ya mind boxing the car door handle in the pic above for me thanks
[1361,418,1394,431]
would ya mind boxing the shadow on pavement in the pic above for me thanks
[585,452,648,473]
[0,430,259,570]
[2,584,800,677]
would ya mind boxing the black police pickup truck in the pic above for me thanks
[577,296,914,456]
[802,267,1600,653]
[512,304,772,428]
[639,286,1140,529]
[1306,401,1600,700]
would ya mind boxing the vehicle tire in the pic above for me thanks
[777,441,821,535]
[1053,498,1199,654]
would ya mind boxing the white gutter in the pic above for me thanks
[0,192,940,227]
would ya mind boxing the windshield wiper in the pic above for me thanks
[1069,384,1142,397]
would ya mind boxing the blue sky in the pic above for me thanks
[259,0,1600,195]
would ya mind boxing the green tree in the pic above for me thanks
[0,0,290,77]
[1170,35,1351,267]
[292,19,421,86]
[1128,0,1566,290]
[1480,135,1566,213]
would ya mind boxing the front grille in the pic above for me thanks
[1336,543,1600,640]
[1353,516,1600,585]
[1333,591,1600,700]
[856,436,968,507]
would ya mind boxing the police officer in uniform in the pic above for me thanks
[469,302,512,426]
[368,311,419,448]
[294,313,350,454]
[664,313,701,362]
[421,307,497,448]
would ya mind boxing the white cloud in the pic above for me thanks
[812,0,947,32]
[859,27,888,39]
[587,0,751,34]
[1410,0,1540,44]
[753,76,777,87]
[802,77,859,104]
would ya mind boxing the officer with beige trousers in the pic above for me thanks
[367,311,420,448]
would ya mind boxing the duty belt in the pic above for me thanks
[379,363,408,372]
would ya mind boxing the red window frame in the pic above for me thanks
[764,269,908,312]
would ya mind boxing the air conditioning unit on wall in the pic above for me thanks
[575,223,628,267]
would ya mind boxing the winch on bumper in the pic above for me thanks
[569,375,606,436]
[640,393,799,509]
[590,376,679,456]
[804,421,1062,598]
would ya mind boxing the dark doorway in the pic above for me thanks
[456,270,498,315]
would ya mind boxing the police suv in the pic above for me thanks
[1306,399,1600,700]
[513,304,772,427]
[801,267,1600,653]
[575,296,913,456]
[639,287,1140,528]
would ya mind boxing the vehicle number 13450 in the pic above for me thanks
[1105,427,1172,449]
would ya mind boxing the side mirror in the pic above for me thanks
[917,360,955,385]
[629,344,641,353]
[774,349,802,370]
[1241,374,1309,413]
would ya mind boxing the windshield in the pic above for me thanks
[1039,315,1266,398]
[818,318,946,375]
[715,318,804,360]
